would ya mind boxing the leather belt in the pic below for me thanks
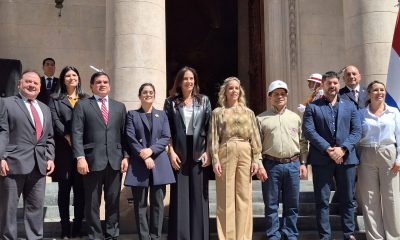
[262,154,300,164]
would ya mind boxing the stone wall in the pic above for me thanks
[0,0,106,93]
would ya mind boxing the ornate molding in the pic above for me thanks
[288,0,297,69]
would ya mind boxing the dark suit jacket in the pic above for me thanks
[2,95,55,175]
[124,108,175,187]
[339,86,368,109]
[302,97,361,166]
[49,94,88,181]
[72,96,128,172]
[37,76,59,105]
[163,95,212,163]
[0,98,8,157]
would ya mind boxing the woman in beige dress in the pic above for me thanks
[208,77,264,240]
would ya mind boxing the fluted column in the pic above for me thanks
[343,1,397,84]
[105,0,166,234]
[106,0,166,110]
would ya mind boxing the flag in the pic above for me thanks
[386,9,400,109]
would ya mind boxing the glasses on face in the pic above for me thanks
[141,90,154,96]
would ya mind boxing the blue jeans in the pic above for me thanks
[262,159,300,240]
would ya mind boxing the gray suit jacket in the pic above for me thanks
[0,98,8,158]
[72,96,128,171]
[2,95,55,175]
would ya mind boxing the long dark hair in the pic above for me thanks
[52,66,87,100]
[169,66,202,105]
[365,80,386,106]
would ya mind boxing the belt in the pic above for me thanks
[359,143,395,148]
[262,154,299,164]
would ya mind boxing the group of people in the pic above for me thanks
[0,59,399,240]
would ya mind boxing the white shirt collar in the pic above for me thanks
[94,95,109,102]
[346,85,360,92]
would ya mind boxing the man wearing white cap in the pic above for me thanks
[256,80,308,240]
[298,73,323,113]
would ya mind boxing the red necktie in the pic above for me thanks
[28,100,43,140]
[100,98,108,125]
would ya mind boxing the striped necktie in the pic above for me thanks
[99,98,108,124]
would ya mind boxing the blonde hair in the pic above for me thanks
[217,77,247,107]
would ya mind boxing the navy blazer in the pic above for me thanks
[124,108,175,187]
[339,86,368,109]
[302,97,361,165]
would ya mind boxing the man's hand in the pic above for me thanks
[169,150,181,171]
[46,160,55,175]
[139,148,153,160]
[299,165,308,179]
[213,163,222,177]
[257,168,268,182]
[327,147,345,163]
[144,158,155,170]
[0,160,9,177]
[77,157,90,175]
[121,157,128,173]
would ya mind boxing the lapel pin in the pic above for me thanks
[155,114,159,118]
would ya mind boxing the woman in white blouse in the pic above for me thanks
[357,80,400,240]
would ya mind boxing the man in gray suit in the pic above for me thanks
[0,98,7,158]
[0,70,55,239]
[72,72,128,240]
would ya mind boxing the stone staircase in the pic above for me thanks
[15,180,366,239]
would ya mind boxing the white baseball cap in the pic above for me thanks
[267,80,288,95]
[307,73,322,83]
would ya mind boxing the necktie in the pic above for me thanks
[46,78,52,90]
[352,89,358,102]
[100,98,108,124]
[28,100,43,140]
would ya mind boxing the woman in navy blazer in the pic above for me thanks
[48,66,89,238]
[125,83,175,240]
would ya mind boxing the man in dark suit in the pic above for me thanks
[72,71,128,240]
[37,57,59,105]
[0,70,55,239]
[302,71,361,240]
[339,65,368,109]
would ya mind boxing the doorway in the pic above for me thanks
[166,0,265,112]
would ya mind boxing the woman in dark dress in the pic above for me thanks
[124,83,175,240]
[164,66,212,240]
[49,66,88,238]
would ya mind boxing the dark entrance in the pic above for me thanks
[166,0,265,112]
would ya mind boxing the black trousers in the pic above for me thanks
[132,183,166,240]
[168,136,210,240]
[57,170,85,235]
[83,164,122,240]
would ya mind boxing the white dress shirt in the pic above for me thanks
[359,104,400,163]
[21,95,44,126]
[94,95,109,111]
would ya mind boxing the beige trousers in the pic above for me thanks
[216,139,253,240]
[358,145,400,240]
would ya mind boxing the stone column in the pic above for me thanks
[105,0,167,234]
[106,0,166,110]
[343,1,397,84]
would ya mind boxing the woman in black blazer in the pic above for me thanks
[49,66,88,238]
[164,66,212,240]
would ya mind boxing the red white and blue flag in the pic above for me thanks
[386,9,400,109]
